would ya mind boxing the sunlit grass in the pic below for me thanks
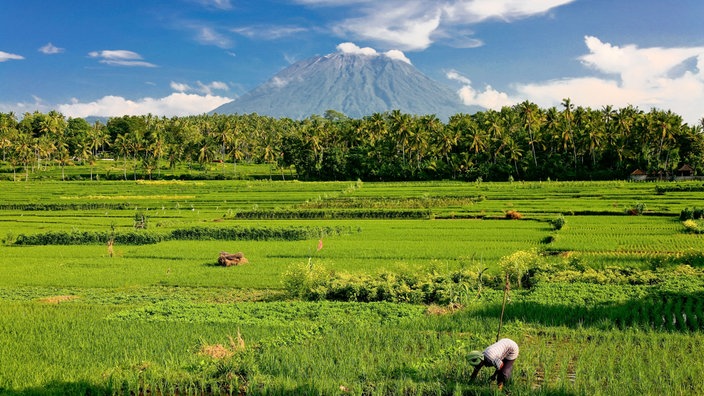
[1,179,703,394]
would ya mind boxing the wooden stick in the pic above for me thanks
[496,273,510,342]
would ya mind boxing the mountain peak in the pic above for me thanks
[212,47,474,120]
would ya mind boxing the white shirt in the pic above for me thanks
[483,338,519,369]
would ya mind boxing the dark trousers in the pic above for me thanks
[497,358,515,384]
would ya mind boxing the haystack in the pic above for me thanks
[218,251,248,266]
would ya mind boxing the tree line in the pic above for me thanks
[1,99,702,181]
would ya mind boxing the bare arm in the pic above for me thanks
[489,360,503,380]
[470,361,484,382]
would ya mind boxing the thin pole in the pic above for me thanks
[496,273,510,342]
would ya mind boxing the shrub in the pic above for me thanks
[626,202,646,215]
[134,212,148,229]
[682,220,701,234]
[681,207,704,220]
[281,262,333,301]
[14,226,351,245]
[680,207,694,220]
[498,249,542,288]
[281,266,482,305]
[549,215,566,230]
[696,208,704,219]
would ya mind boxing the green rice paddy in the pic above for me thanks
[1,176,703,395]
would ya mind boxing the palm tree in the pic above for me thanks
[113,134,130,180]
[560,99,578,173]
[467,116,486,155]
[127,129,145,180]
[145,118,166,178]
[518,101,544,168]
[90,122,108,156]
[12,131,34,181]
[0,112,17,162]
[505,137,524,176]
[651,110,681,170]
[435,123,459,172]
[484,109,506,164]
[55,141,71,181]
[409,114,435,173]
[77,141,94,180]
[222,117,247,177]
[197,135,217,172]
[366,112,388,146]
[389,109,413,167]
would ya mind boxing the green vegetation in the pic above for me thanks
[2,103,704,183]
[1,177,703,395]
[13,225,351,245]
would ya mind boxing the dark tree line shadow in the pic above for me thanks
[473,289,704,332]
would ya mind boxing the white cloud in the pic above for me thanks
[458,84,515,109]
[232,25,308,40]
[0,96,48,114]
[383,49,411,64]
[448,70,516,108]
[170,82,192,92]
[171,80,229,95]
[88,50,157,67]
[444,0,575,23]
[446,70,471,85]
[196,81,229,95]
[0,51,24,62]
[298,0,575,51]
[333,4,441,51]
[336,42,411,64]
[55,93,233,118]
[194,0,233,10]
[450,36,704,124]
[195,26,232,48]
[337,42,378,56]
[39,43,64,55]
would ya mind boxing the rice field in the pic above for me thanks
[0,177,703,395]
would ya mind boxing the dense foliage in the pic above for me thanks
[13,225,350,245]
[1,100,703,182]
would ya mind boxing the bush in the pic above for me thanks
[682,220,702,234]
[281,266,484,305]
[680,207,704,220]
[680,207,694,220]
[549,215,566,230]
[281,262,333,301]
[498,249,543,288]
[14,226,352,245]
[228,208,432,220]
[626,202,646,215]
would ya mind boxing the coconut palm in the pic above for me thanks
[0,112,18,162]
[517,101,545,168]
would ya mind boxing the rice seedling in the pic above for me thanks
[0,179,703,394]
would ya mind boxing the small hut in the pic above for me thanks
[629,169,647,181]
[676,164,694,180]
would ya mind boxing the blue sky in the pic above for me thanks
[1,0,703,124]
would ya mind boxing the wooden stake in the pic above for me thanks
[496,273,510,342]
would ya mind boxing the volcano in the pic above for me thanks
[211,51,474,119]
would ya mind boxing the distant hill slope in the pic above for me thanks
[211,52,476,120]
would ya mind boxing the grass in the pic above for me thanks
[1,175,704,394]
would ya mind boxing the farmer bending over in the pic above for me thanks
[468,338,519,390]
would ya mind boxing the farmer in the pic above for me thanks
[468,338,519,390]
